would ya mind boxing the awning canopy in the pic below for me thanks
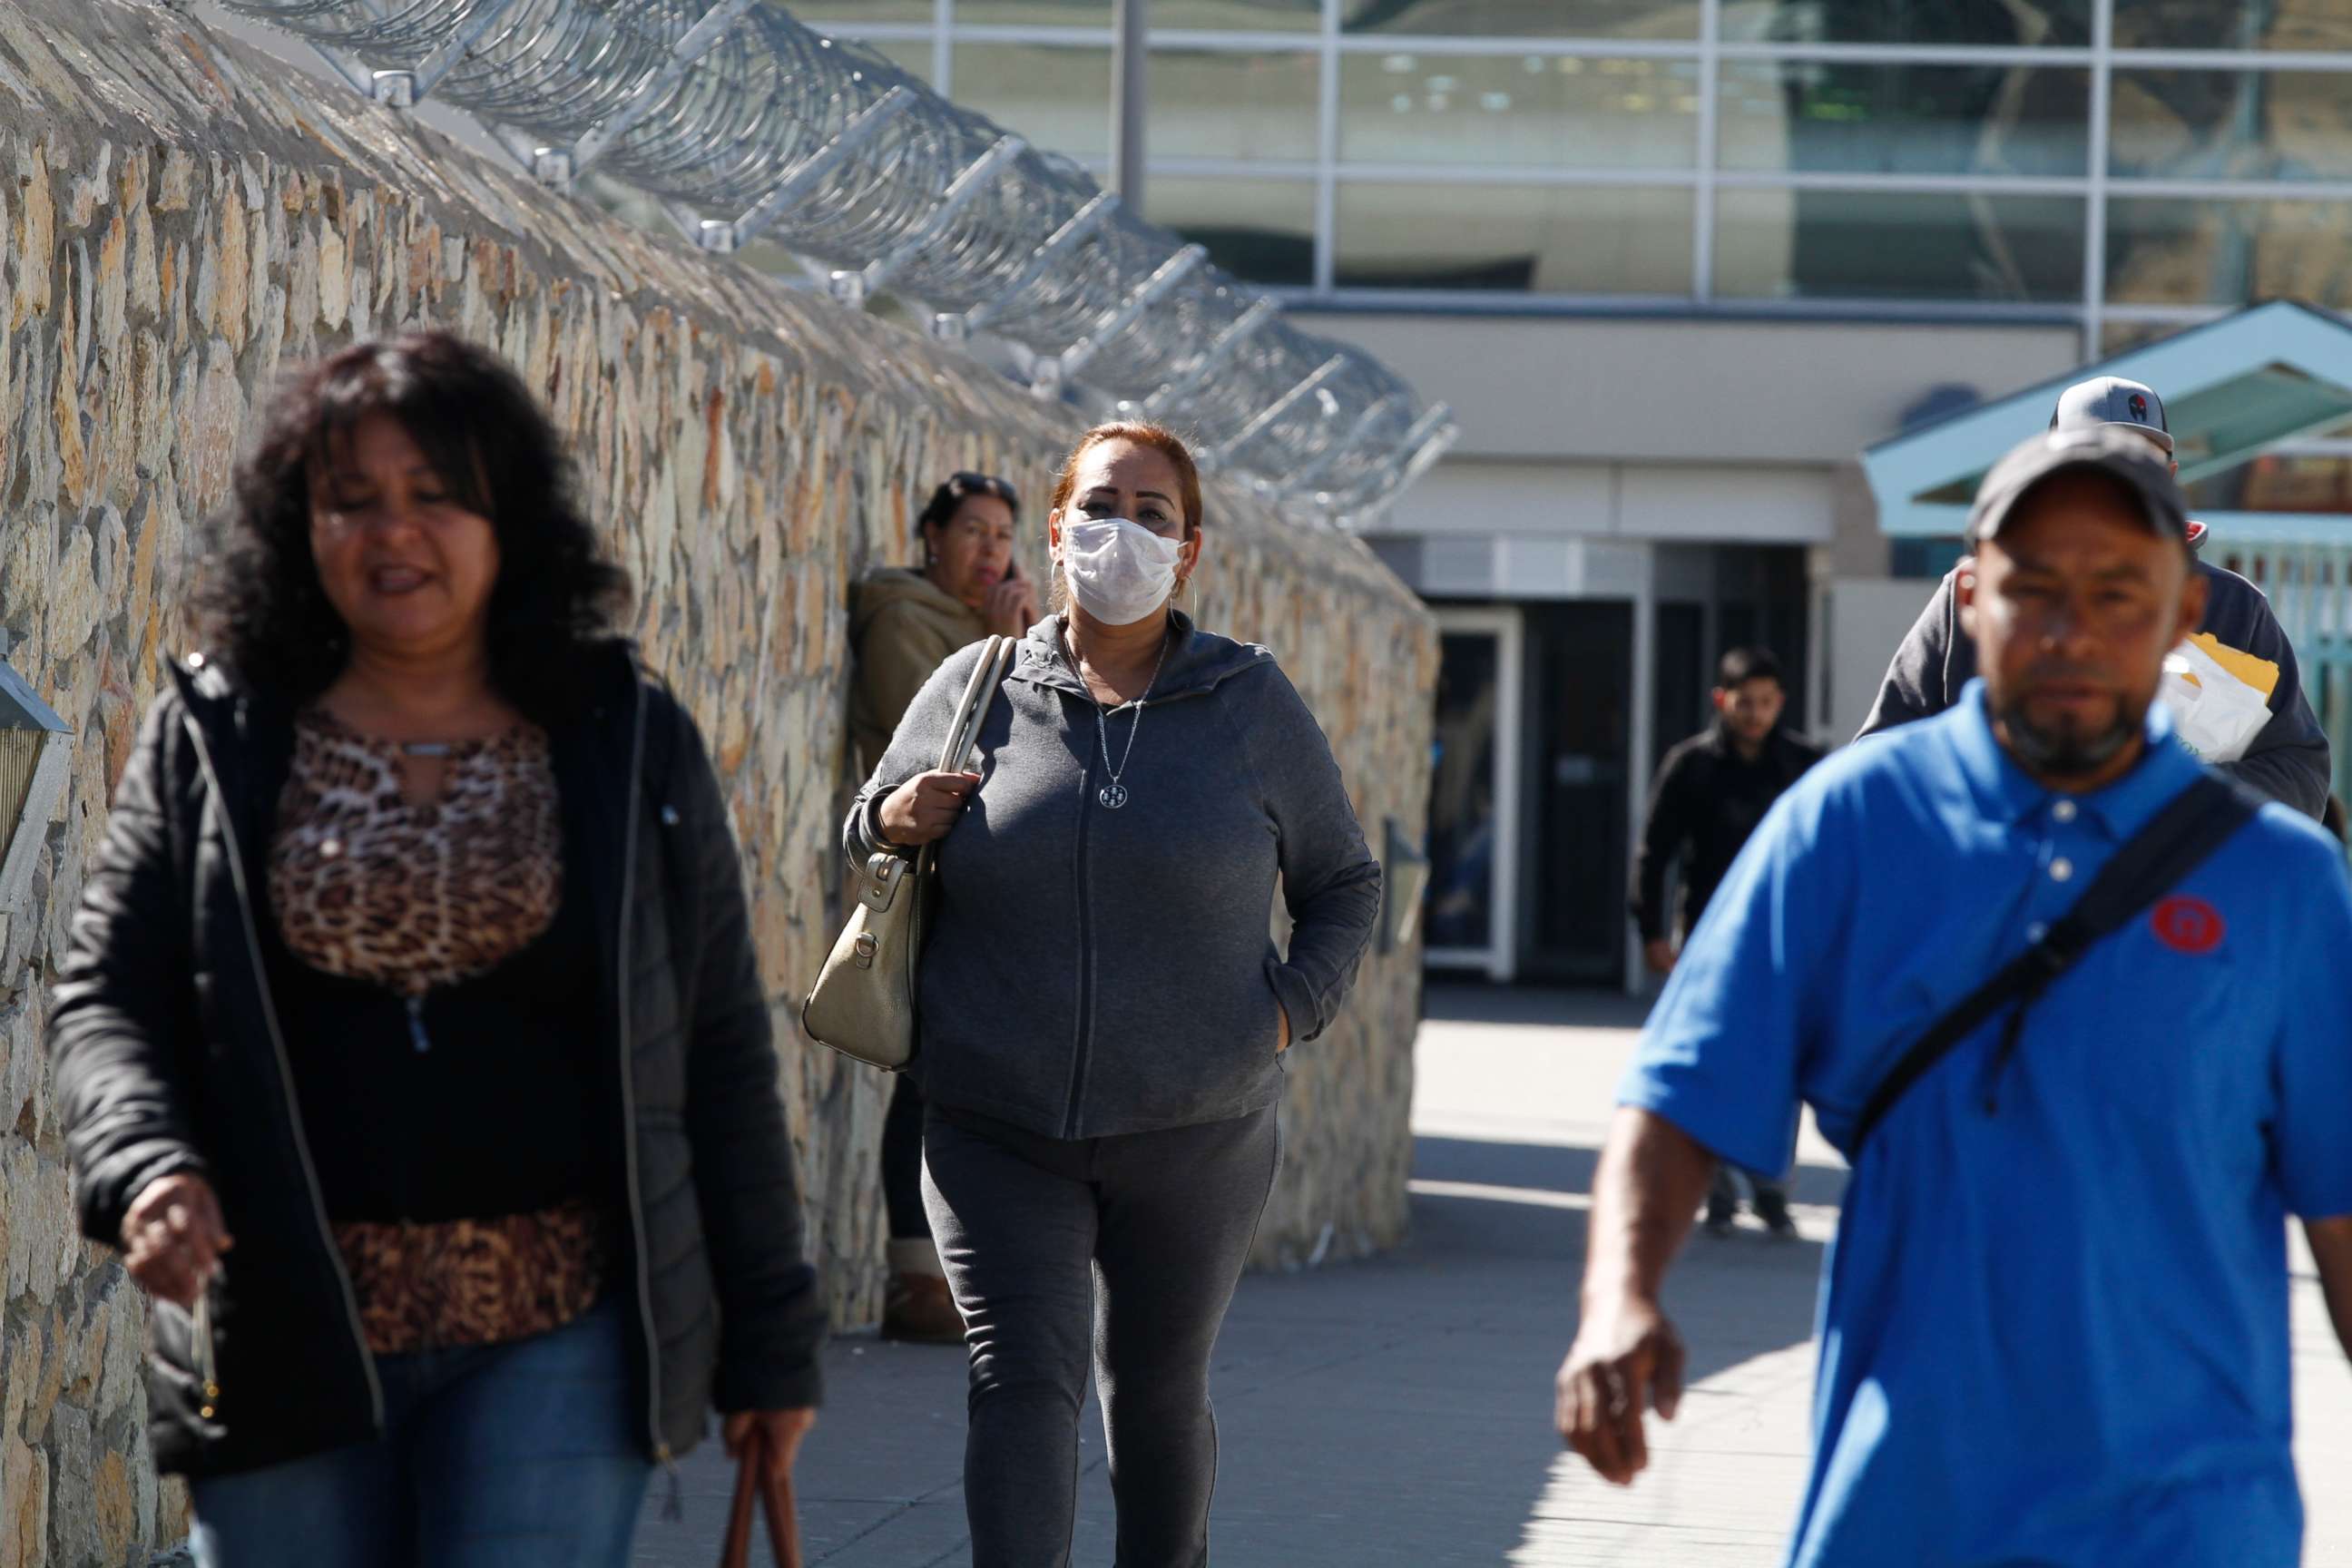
[1863,300,2352,542]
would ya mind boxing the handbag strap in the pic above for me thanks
[720,1426,804,1568]
[1847,773,2258,1155]
[934,635,1014,777]
[914,635,1016,880]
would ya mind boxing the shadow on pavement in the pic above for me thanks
[636,1143,1841,1567]
[1423,983,1658,1032]
[1122,1132,1829,1566]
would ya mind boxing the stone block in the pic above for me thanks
[90,1453,132,1565]
[2,1438,46,1568]
[42,1406,92,1565]
[0,4,1437,1562]
[13,146,53,331]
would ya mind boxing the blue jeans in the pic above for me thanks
[190,1297,652,1568]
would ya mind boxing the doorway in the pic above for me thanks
[1522,603,1635,985]
[1424,609,1523,982]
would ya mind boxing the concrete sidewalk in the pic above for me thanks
[634,988,2352,1566]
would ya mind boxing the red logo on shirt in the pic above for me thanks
[2152,896,2224,955]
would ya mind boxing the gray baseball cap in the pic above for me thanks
[1967,426,2192,546]
[2049,375,2173,455]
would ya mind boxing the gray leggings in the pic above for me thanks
[921,1101,1282,1568]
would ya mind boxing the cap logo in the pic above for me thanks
[2127,392,2149,421]
[2151,895,2223,956]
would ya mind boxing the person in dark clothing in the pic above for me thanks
[850,421,1381,1567]
[49,333,825,1568]
[1631,646,1822,1239]
[850,471,1036,1345]
[1858,376,2331,819]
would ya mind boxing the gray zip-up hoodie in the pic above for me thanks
[845,612,1383,1140]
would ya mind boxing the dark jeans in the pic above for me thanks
[884,1073,932,1241]
[921,1101,1281,1568]
[189,1297,651,1568]
[1709,1163,1789,1216]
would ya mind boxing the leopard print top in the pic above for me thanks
[271,709,563,995]
[271,708,607,1355]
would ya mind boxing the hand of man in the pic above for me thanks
[121,1172,233,1310]
[723,1407,818,1482]
[1643,939,1677,976]
[984,579,1038,639]
[1555,1292,1685,1485]
[878,770,982,847]
[1276,1004,1292,1054]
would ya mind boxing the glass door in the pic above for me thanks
[1424,608,1523,982]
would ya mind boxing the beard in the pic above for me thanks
[1994,687,2142,779]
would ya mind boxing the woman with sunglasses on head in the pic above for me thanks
[849,470,1036,1342]
[48,331,825,1566]
[848,422,1382,1566]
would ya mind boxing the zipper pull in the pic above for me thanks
[657,1446,683,1522]
[194,1291,220,1420]
[406,995,431,1054]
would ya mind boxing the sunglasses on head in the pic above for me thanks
[949,472,1019,508]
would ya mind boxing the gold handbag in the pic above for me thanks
[801,634,1014,1070]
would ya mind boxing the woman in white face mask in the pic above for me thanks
[846,423,1383,1567]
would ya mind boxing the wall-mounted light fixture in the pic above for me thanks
[0,659,73,929]
[1379,817,1430,956]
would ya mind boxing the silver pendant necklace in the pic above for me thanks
[1067,625,1172,810]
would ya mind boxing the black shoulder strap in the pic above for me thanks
[1847,773,2259,1154]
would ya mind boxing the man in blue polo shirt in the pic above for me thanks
[1554,425,2352,1566]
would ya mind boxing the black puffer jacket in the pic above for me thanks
[49,641,826,1480]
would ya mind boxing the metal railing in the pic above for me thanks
[211,0,1456,524]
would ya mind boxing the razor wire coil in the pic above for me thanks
[215,0,1455,520]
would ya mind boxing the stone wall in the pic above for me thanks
[0,2,1436,1562]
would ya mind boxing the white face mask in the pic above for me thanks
[1058,517,1182,626]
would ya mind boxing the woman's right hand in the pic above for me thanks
[121,1172,233,1309]
[878,770,983,848]
[983,578,1038,639]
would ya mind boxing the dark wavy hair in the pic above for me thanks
[916,471,1020,536]
[191,331,632,720]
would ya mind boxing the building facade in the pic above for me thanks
[813,0,2352,987]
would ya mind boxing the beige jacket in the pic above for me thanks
[849,568,989,776]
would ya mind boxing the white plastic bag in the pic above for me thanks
[2158,637,2273,763]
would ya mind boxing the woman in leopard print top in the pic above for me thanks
[50,333,824,1568]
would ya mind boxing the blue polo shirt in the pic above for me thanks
[1623,681,2352,1568]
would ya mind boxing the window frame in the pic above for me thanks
[798,4,2352,351]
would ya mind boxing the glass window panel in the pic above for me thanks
[1152,0,1323,26]
[2111,72,2352,182]
[2100,319,2193,356]
[957,0,1321,19]
[1719,0,2090,47]
[807,5,936,23]
[1426,632,1504,955]
[1715,190,2085,302]
[1719,62,2090,176]
[2107,198,2352,310]
[1342,0,1700,41]
[1150,177,1317,285]
[1335,181,1694,293]
[952,1,1112,21]
[2189,450,2352,515]
[954,43,1112,161]
[1340,54,1699,170]
[2113,0,2352,52]
[1150,50,1319,162]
